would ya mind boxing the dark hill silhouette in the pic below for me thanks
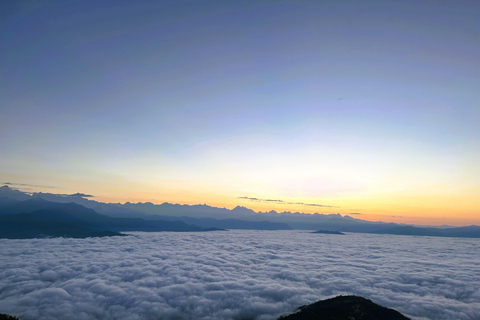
[312,230,344,235]
[0,208,124,238]
[278,295,410,320]
[0,199,222,239]
[0,199,109,224]
[0,313,19,320]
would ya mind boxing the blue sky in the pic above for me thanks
[1,0,479,224]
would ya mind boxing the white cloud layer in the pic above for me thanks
[0,231,479,320]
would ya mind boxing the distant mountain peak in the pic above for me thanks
[231,206,256,215]
[0,185,32,201]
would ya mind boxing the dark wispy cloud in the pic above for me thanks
[3,182,56,189]
[303,203,332,207]
[238,197,260,201]
[1,186,95,199]
[0,232,478,320]
[69,193,94,198]
[349,212,362,215]
[239,197,337,208]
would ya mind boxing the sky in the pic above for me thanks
[1,0,479,225]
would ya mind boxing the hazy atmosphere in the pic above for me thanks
[1,0,479,225]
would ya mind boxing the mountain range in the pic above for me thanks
[1,185,480,238]
[0,198,224,239]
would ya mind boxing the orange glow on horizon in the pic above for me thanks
[3,172,478,227]
[88,191,479,227]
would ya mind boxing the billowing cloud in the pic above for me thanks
[238,197,337,208]
[0,231,479,320]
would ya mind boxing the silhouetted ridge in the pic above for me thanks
[0,313,19,320]
[2,186,480,236]
[0,199,223,239]
[278,295,410,320]
[0,208,124,239]
[312,230,344,235]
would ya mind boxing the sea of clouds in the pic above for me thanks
[0,230,479,320]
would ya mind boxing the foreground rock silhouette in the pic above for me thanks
[278,295,410,320]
